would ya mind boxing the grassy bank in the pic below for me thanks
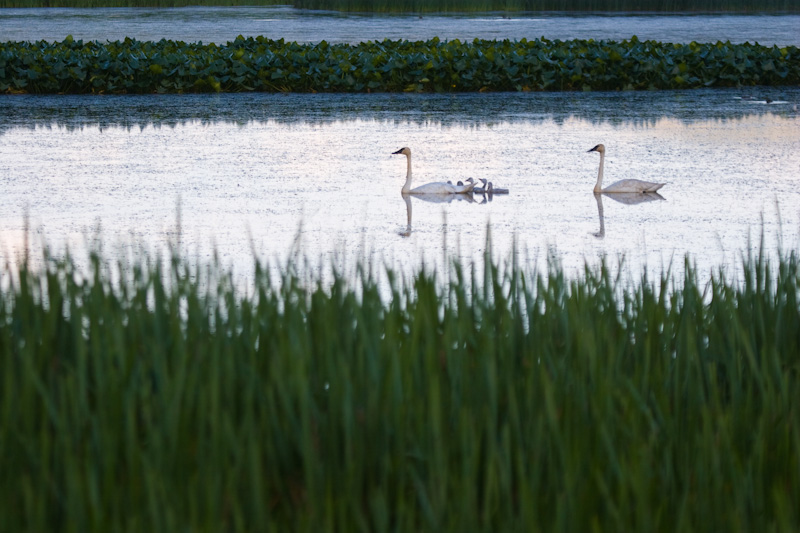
[1,242,799,532]
[1,36,798,94]
[0,0,797,12]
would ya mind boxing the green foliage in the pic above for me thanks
[1,36,798,94]
[1,242,800,532]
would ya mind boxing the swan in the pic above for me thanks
[392,147,476,194]
[588,144,665,194]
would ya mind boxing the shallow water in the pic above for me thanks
[1,7,798,46]
[1,89,798,281]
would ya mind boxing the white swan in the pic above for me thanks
[392,147,476,194]
[588,144,665,194]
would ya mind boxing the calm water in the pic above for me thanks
[1,89,799,280]
[0,7,798,45]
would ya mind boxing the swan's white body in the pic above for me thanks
[588,144,665,194]
[392,147,476,194]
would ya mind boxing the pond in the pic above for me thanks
[0,7,798,46]
[1,89,798,281]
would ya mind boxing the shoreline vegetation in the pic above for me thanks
[2,243,799,531]
[0,0,798,12]
[1,36,798,94]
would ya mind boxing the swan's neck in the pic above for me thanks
[593,151,605,193]
[401,154,413,193]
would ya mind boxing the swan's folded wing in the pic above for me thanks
[411,181,458,194]
[644,182,665,193]
[603,179,665,194]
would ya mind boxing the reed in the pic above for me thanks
[1,237,799,532]
[0,0,796,10]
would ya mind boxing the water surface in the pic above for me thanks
[1,89,798,281]
[1,7,798,45]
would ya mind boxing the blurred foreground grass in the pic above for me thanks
[1,241,799,532]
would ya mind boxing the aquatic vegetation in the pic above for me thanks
[1,241,800,531]
[1,36,797,94]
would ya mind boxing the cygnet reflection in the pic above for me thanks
[399,191,494,237]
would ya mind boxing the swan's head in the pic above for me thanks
[392,147,411,157]
[588,144,605,154]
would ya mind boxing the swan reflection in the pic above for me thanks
[592,191,665,239]
[400,190,498,237]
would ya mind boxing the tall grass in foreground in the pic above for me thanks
[0,0,796,10]
[1,244,799,532]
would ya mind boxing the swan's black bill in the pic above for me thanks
[392,148,404,155]
[588,145,601,153]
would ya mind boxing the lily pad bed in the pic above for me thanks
[1,35,797,94]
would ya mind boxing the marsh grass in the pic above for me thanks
[1,241,799,532]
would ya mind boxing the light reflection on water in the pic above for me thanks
[2,90,796,131]
[0,89,798,283]
[0,7,798,46]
